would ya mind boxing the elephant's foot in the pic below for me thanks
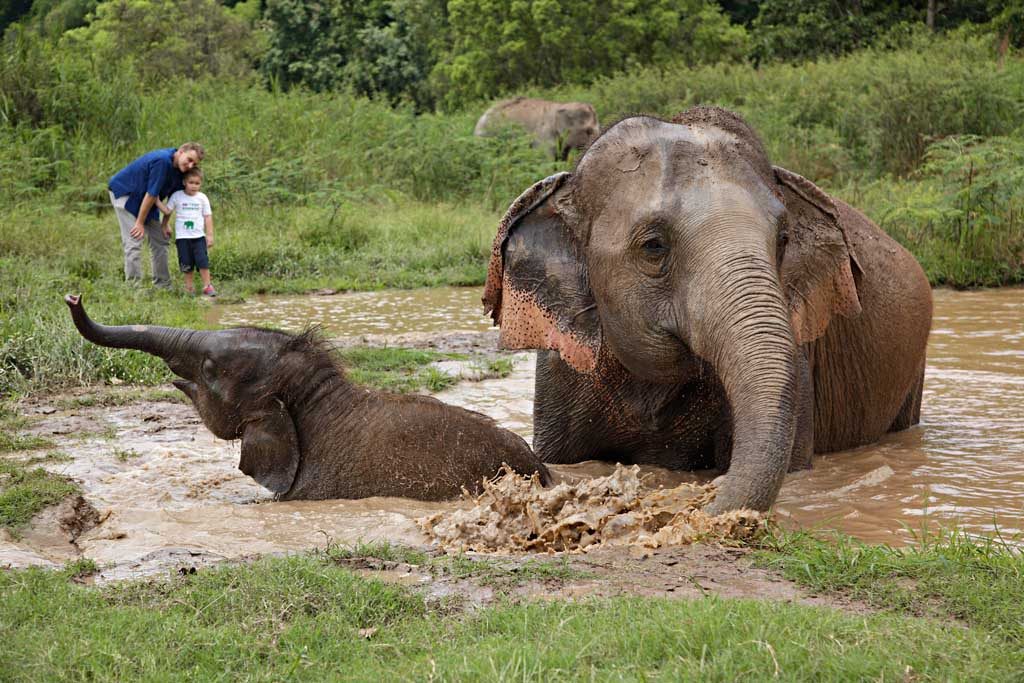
[888,366,925,433]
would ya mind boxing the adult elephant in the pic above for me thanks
[64,295,550,501]
[483,106,932,514]
[474,97,600,160]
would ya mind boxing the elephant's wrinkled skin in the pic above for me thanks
[474,97,600,160]
[483,106,932,514]
[65,295,550,501]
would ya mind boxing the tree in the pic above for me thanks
[0,0,32,34]
[62,0,259,81]
[259,0,440,108]
[431,0,748,110]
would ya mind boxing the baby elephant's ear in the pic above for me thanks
[238,398,300,496]
[774,166,862,344]
[482,173,601,373]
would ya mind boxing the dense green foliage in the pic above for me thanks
[432,0,747,110]
[3,541,1024,680]
[2,33,1023,398]
[5,0,1017,111]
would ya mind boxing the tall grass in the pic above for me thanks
[0,198,502,397]
[576,33,1024,179]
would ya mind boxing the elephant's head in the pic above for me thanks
[483,107,862,513]
[65,294,309,495]
[555,103,600,158]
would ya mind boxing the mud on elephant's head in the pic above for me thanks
[483,106,863,512]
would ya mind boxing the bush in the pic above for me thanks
[61,0,260,81]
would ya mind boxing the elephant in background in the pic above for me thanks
[65,295,550,501]
[483,106,932,514]
[474,97,600,160]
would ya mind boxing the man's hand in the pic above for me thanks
[163,225,172,239]
[130,221,145,239]
[206,236,214,248]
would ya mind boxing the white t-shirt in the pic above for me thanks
[165,190,212,240]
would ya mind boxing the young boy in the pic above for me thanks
[160,168,216,296]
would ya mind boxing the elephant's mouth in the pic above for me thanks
[172,379,198,402]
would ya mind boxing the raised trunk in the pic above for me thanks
[686,252,797,513]
[64,294,205,361]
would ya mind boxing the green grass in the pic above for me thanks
[112,448,141,462]
[2,548,1023,681]
[0,460,79,535]
[756,527,1024,647]
[0,197,502,399]
[338,347,463,394]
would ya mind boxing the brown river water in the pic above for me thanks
[3,287,1021,576]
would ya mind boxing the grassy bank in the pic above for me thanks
[0,198,500,398]
[2,534,1023,681]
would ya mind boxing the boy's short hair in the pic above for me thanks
[179,141,205,161]
[184,167,204,180]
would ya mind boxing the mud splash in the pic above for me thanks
[419,465,763,553]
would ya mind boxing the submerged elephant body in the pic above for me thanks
[65,295,549,501]
[484,107,932,513]
[474,97,600,160]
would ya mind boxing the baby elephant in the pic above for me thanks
[65,294,550,501]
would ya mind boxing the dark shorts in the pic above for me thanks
[176,237,209,273]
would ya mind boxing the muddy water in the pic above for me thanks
[216,286,1024,545]
[4,286,1021,575]
[774,287,1024,544]
[207,287,494,338]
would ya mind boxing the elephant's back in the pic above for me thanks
[366,392,546,497]
[811,200,932,453]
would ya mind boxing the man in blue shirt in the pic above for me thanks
[108,143,204,288]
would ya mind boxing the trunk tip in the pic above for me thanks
[65,294,81,307]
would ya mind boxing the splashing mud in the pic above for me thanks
[419,465,763,553]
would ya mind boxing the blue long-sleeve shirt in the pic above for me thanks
[108,148,184,223]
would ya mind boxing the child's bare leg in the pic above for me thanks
[183,271,195,294]
[199,268,211,288]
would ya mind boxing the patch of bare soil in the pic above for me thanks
[333,545,877,615]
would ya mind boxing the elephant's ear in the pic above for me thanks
[774,166,863,344]
[482,172,601,373]
[238,397,300,496]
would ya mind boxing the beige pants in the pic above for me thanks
[110,191,170,287]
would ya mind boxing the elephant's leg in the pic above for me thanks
[533,351,616,463]
[888,361,925,433]
[789,345,815,471]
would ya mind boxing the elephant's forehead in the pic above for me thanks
[664,121,739,148]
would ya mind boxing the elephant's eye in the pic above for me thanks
[641,236,668,258]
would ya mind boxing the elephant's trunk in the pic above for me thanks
[686,248,797,513]
[64,294,206,363]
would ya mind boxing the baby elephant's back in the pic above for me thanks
[330,392,549,501]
